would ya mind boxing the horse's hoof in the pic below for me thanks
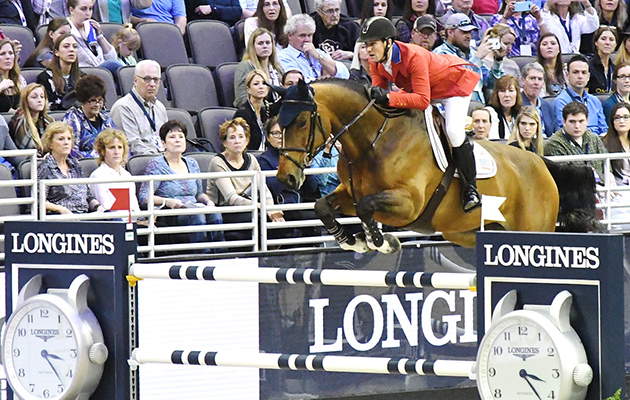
[375,234,401,254]
[339,236,370,253]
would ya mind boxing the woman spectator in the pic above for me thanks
[603,63,630,121]
[541,0,599,54]
[581,0,627,54]
[63,75,116,159]
[507,106,545,155]
[490,0,549,57]
[23,18,71,68]
[395,0,441,43]
[188,0,243,26]
[0,39,26,113]
[481,24,522,82]
[36,33,83,111]
[349,42,371,84]
[487,75,523,140]
[139,120,225,248]
[234,70,274,151]
[602,102,630,185]
[244,0,289,49]
[9,83,54,156]
[0,117,21,178]
[234,28,283,107]
[207,117,283,241]
[89,129,140,218]
[616,31,630,65]
[536,32,566,96]
[110,24,141,66]
[588,26,618,95]
[358,0,393,25]
[38,121,105,214]
[67,0,122,73]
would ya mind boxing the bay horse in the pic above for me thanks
[276,79,599,251]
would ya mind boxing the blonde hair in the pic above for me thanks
[19,83,53,152]
[507,106,544,156]
[41,121,74,154]
[219,117,251,142]
[243,28,283,81]
[111,23,141,54]
[94,129,129,165]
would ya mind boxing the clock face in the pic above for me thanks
[4,301,79,400]
[477,316,563,400]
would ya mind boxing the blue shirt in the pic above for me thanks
[278,45,349,83]
[131,0,185,23]
[553,86,607,136]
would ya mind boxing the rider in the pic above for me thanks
[359,17,482,212]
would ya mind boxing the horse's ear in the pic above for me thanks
[297,79,310,96]
[265,82,287,97]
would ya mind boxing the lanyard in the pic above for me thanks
[130,91,156,132]
[604,62,613,92]
[559,16,572,42]
[513,16,527,42]
[562,130,589,154]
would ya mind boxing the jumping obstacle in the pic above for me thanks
[129,349,475,377]
[128,263,477,290]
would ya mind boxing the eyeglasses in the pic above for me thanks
[320,7,341,15]
[87,98,104,105]
[136,75,161,84]
[613,115,630,121]
[269,131,283,137]
[617,75,630,80]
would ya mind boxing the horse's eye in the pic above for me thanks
[298,120,308,129]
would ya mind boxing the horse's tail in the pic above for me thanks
[542,157,604,233]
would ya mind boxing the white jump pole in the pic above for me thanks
[129,263,476,290]
[129,348,475,378]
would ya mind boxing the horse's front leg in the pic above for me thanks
[356,192,403,254]
[314,187,370,253]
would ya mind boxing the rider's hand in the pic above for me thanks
[370,86,389,105]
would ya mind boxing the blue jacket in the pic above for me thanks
[521,92,557,138]
[553,86,607,135]
[602,93,623,126]
[257,146,320,204]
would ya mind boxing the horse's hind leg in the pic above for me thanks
[356,193,402,254]
[314,188,370,253]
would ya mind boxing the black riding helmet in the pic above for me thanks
[358,17,397,43]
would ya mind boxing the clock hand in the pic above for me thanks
[519,369,542,400]
[525,372,546,382]
[41,350,64,385]
[45,352,64,361]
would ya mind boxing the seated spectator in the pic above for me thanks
[545,101,608,180]
[9,83,54,156]
[0,39,25,113]
[470,106,492,140]
[239,0,291,19]
[487,75,522,140]
[38,121,105,214]
[536,32,566,97]
[244,0,289,49]
[602,102,630,185]
[588,26,617,95]
[310,137,340,196]
[207,117,283,241]
[0,114,22,177]
[481,24,521,82]
[541,0,598,54]
[410,15,438,51]
[311,0,359,61]
[507,106,545,155]
[358,0,392,26]
[63,74,116,158]
[89,128,140,214]
[139,120,225,249]
[554,55,607,136]
[282,69,303,86]
[234,28,283,107]
[490,0,548,57]
[33,0,69,24]
[111,59,168,155]
[36,33,83,111]
[187,0,242,26]
[521,62,557,137]
[67,0,122,73]
[581,0,627,54]
[234,69,274,151]
[603,63,630,122]
[258,115,320,238]
[349,41,371,84]
[23,18,71,68]
[110,23,141,66]
[131,0,186,35]
[440,0,487,45]
[92,0,152,23]
[278,14,349,82]
[616,30,630,65]
[396,0,442,43]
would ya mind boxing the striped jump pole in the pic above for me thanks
[128,263,476,290]
[129,348,475,378]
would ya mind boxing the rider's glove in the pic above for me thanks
[370,86,390,105]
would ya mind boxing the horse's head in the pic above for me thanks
[275,80,327,190]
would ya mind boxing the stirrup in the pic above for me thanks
[462,186,481,213]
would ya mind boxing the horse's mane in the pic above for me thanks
[311,78,369,99]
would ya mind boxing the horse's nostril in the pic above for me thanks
[286,174,297,189]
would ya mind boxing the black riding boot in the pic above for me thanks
[452,140,482,213]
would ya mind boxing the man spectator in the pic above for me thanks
[410,15,438,51]
[433,14,500,104]
[545,101,607,181]
[553,55,607,136]
[0,0,37,31]
[282,69,303,86]
[470,106,492,140]
[440,0,488,45]
[131,0,186,35]
[93,0,153,24]
[32,0,67,23]
[278,13,349,83]
[186,0,242,25]
[111,60,168,156]
[311,0,359,61]
[521,62,556,138]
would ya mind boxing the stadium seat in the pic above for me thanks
[21,67,44,84]
[233,19,246,59]
[184,151,216,188]
[17,158,42,199]
[0,162,20,218]
[595,93,609,105]
[80,67,119,109]
[187,20,237,69]
[215,62,239,107]
[166,64,219,113]
[198,106,237,153]
[100,23,125,42]
[36,24,48,43]
[510,55,537,73]
[78,157,99,177]
[286,0,303,14]
[2,26,36,67]
[136,22,189,69]
[117,65,169,106]
[126,153,158,198]
[561,53,580,64]
[468,100,484,115]
[166,108,196,139]
[49,111,67,121]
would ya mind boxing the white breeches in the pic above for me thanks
[441,94,472,148]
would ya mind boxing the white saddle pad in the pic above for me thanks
[425,105,497,179]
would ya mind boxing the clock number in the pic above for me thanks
[17,368,25,377]
[494,389,502,398]
[66,370,73,378]
[488,368,496,377]
[547,347,555,357]
[58,315,61,323]
[17,328,26,337]
[12,348,20,357]
[548,390,556,399]
[493,346,503,356]
[518,326,528,335]
[503,332,510,341]
[57,384,64,393]
[27,314,33,323]
[538,333,542,341]
[43,389,50,398]
[70,349,77,358]
[551,369,560,379]
[29,384,34,392]
[66,329,73,338]
[40,309,49,318]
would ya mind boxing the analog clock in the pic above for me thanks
[476,290,593,400]
[2,274,108,400]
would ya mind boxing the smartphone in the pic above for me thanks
[488,37,501,50]
[514,1,533,12]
